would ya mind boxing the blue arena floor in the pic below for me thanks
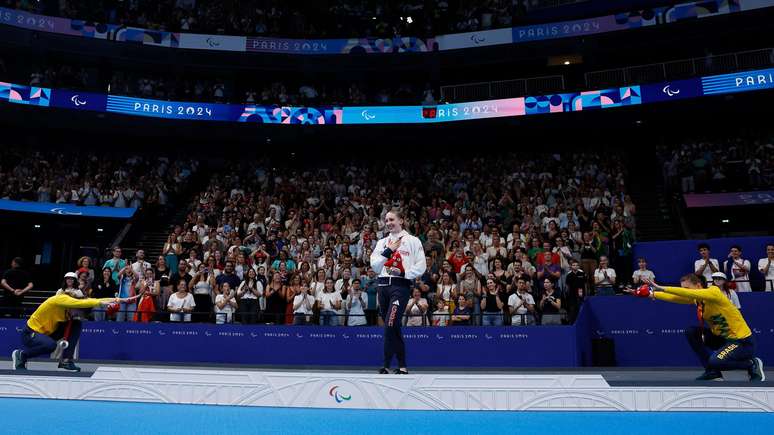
[2,398,773,435]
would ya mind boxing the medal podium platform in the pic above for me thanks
[0,363,772,412]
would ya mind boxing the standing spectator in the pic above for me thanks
[91,267,117,321]
[361,267,379,325]
[480,278,504,326]
[265,272,288,324]
[611,220,634,286]
[711,272,741,309]
[632,258,656,285]
[536,252,561,287]
[76,256,95,289]
[1,257,33,318]
[345,280,368,326]
[214,282,238,324]
[131,249,151,279]
[291,285,314,325]
[134,268,158,323]
[404,288,428,327]
[564,260,586,324]
[758,243,774,292]
[579,233,599,285]
[458,265,482,325]
[539,279,562,325]
[103,247,127,285]
[189,264,215,323]
[167,280,196,322]
[593,256,616,296]
[694,243,720,285]
[216,261,241,294]
[432,299,450,327]
[318,278,341,326]
[449,294,472,326]
[724,245,752,292]
[116,264,137,322]
[237,268,262,324]
[163,233,182,276]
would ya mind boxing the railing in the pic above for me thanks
[440,75,565,103]
[585,48,774,88]
[441,48,774,103]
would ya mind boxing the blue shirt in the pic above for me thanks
[103,258,127,285]
[361,277,378,310]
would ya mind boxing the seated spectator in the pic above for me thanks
[167,280,196,322]
[214,282,238,324]
[508,276,536,326]
[450,295,472,326]
[593,256,616,296]
[480,278,504,326]
[538,279,562,325]
[405,288,429,327]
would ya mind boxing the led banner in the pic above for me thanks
[0,199,136,218]
[50,90,107,112]
[0,82,50,106]
[701,67,774,95]
[683,191,774,208]
[1,0,772,55]
[2,67,772,125]
[105,95,242,121]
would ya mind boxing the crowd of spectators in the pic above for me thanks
[0,148,198,208]
[660,136,774,193]
[4,0,569,39]
[62,152,641,326]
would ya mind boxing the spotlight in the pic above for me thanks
[563,60,570,65]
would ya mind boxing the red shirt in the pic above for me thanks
[448,255,468,273]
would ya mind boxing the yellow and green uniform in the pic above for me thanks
[27,294,113,335]
[655,285,751,340]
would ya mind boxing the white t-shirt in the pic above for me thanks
[632,269,656,284]
[293,293,315,315]
[318,291,342,311]
[405,298,428,327]
[594,268,616,286]
[758,258,774,291]
[310,282,326,299]
[335,278,354,292]
[432,309,449,327]
[214,293,237,323]
[694,258,720,284]
[167,292,195,322]
[238,280,263,300]
[508,292,535,317]
[345,292,367,326]
[131,260,151,278]
[724,259,752,292]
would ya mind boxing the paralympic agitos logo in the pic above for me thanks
[329,386,352,403]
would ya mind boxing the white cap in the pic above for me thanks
[64,272,78,279]
[711,272,727,280]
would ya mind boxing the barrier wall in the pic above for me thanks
[0,321,579,368]
[632,236,773,284]
[583,293,774,366]
[1,295,772,368]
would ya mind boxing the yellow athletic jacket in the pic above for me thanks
[655,285,751,340]
[27,294,112,335]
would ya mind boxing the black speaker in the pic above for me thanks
[591,338,616,367]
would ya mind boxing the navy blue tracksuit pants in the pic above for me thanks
[378,277,411,369]
[685,326,755,372]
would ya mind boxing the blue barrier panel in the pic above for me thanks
[586,293,774,367]
[0,321,578,367]
[0,199,136,219]
[632,236,772,285]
